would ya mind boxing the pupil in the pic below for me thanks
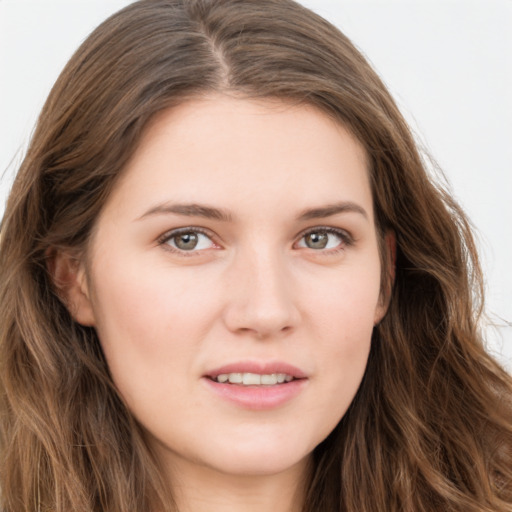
[175,233,198,250]
[306,232,328,249]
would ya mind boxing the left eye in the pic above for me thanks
[296,229,346,250]
[163,230,215,252]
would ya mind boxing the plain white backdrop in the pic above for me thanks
[1,0,511,368]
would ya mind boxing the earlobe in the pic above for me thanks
[47,250,96,326]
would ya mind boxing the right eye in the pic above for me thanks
[159,228,217,253]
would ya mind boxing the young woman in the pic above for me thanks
[0,1,510,511]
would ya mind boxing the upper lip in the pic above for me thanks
[205,361,308,379]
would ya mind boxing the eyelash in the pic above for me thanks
[157,226,354,256]
[157,227,217,257]
[298,226,354,254]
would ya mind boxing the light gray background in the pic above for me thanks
[1,0,511,369]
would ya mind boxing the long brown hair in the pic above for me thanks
[1,0,510,510]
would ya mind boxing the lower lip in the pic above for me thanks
[202,378,307,410]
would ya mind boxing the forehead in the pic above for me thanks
[101,93,373,223]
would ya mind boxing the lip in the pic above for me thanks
[202,360,308,411]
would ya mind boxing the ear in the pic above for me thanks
[47,249,96,326]
[374,230,396,325]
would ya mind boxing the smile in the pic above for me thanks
[203,363,308,410]
[214,372,294,385]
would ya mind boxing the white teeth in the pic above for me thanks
[243,373,261,385]
[260,374,277,385]
[215,372,295,385]
[228,373,243,384]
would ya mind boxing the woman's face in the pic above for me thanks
[75,94,388,480]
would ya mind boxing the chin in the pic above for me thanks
[207,448,310,478]
[153,426,317,479]
[196,427,319,477]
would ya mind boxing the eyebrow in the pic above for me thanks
[138,200,368,222]
[138,202,233,222]
[297,202,369,221]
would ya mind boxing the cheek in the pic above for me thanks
[92,251,216,336]
[317,289,375,383]
[88,256,221,400]
[302,266,379,418]
[307,262,381,343]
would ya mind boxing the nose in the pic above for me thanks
[222,248,300,339]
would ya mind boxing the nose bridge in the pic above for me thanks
[222,239,299,337]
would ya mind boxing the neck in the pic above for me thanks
[162,454,311,512]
